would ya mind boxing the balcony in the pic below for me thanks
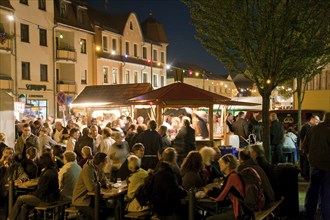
[57,80,76,94]
[0,40,11,53]
[0,73,12,90]
[56,46,77,62]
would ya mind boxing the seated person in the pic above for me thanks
[238,150,275,206]
[72,152,110,219]
[53,145,65,171]
[21,147,39,179]
[126,155,149,212]
[180,151,206,190]
[58,151,82,201]
[10,153,60,219]
[200,146,223,184]
[78,146,93,168]
[207,154,244,220]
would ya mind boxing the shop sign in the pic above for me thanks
[28,94,44,98]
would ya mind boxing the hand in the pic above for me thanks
[14,179,22,185]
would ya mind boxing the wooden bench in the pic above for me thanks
[255,197,284,220]
[64,206,80,220]
[124,210,153,219]
[34,200,71,220]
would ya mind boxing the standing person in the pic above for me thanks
[52,121,69,143]
[136,120,163,170]
[75,127,93,161]
[269,113,284,164]
[89,118,102,135]
[125,124,137,148]
[15,123,39,161]
[158,125,171,148]
[10,153,60,220]
[151,148,187,219]
[90,125,103,153]
[232,112,250,147]
[72,152,109,220]
[99,128,115,176]
[58,151,82,201]
[66,128,80,152]
[39,127,57,154]
[0,133,8,159]
[226,113,234,133]
[303,112,330,220]
[252,114,263,143]
[299,115,320,181]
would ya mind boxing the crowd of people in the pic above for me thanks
[0,111,329,220]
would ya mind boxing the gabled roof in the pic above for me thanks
[141,15,168,44]
[71,83,152,107]
[0,0,14,10]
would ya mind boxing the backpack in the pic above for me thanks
[135,170,158,207]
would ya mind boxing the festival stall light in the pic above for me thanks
[7,15,14,21]
[157,62,161,66]
[166,64,171,69]
[111,50,116,55]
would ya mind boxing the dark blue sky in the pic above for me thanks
[88,0,227,75]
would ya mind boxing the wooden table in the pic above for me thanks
[87,181,128,220]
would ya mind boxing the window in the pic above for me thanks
[20,24,29,42]
[125,70,130,84]
[112,68,118,84]
[38,0,46,10]
[153,74,158,87]
[26,100,48,119]
[112,38,117,51]
[208,86,211,91]
[153,49,158,61]
[133,44,138,57]
[39,28,47,46]
[77,9,83,24]
[40,64,48,81]
[81,70,87,84]
[125,42,129,56]
[142,47,147,59]
[134,71,139,83]
[142,73,148,83]
[161,52,165,63]
[80,39,86,53]
[103,67,109,84]
[130,21,133,30]
[60,2,67,18]
[19,0,28,5]
[102,36,108,52]
[214,86,217,93]
[22,62,30,80]
[161,76,165,87]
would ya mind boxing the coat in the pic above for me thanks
[58,161,82,201]
[270,120,284,145]
[126,168,149,212]
[15,134,39,157]
[232,118,250,146]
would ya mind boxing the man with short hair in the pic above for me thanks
[269,113,285,164]
[75,127,93,160]
[58,151,82,201]
[232,111,250,147]
[158,125,171,148]
[90,125,103,153]
[52,121,69,143]
[15,123,39,160]
[151,147,187,219]
[303,112,330,220]
[72,152,109,220]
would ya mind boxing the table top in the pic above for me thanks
[88,181,128,199]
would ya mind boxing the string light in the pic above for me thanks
[59,33,63,39]
[266,79,271,84]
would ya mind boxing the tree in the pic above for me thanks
[183,0,330,161]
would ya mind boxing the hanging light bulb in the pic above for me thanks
[59,33,63,39]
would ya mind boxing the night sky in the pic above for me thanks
[87,0,227,75]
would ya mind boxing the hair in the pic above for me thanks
[82,146,92,157]
[33,120,41,126]
[26,147,38,160]
[93,152,107,165]
[220,154,238,170]
[238,150,251,162]
[182,116,191,126]
[158,125,168,133]
[39,153,55,169]
[63,151,77,162]
[40,127,49,134]
[199,146,216,166]
[131,143,145,153]
[238,112,245,118]
[270,112,278,121]
[256,114,262,121]
[162,147,177,163]
[102,127,112,137]
[53,145,64,157]
[23,123,30,129]
[137,124,147,133]
[128,124,136,131]
[127,155,141,171]
[148,120,157,130]
[181,151,203,173]
[0,133,5,141]
[3,147,14,155]
[69,128,79,137]
[90,125,98,131]
[82,127,90,136]
[250,144,265,157]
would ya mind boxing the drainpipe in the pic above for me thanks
[52,24,58,119]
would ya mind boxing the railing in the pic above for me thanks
[56,48,77,62]
[57,80,76,93]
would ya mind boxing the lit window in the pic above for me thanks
[103,67,109,84]
[153,49,157,61]
[125,70,130,84]
[130,21,133,30]
[134,71,139,83]
[80,39,86,54]
[125,42,130,56]
[81,70,87,84]
[102,36,108,52]
[112,68,118,84]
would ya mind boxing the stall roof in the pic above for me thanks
[71,83,152,107]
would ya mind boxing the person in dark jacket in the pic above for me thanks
[75,127,93,161]
[232,112,250,147]
[136,120,163,170]
[303,112,330,220]
[152,147,187,219]
[269,113,284,164]
[21,147,38,179]
[10,153,60,220]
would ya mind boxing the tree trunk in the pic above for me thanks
[297,78,303,131]
[261,92,271,162]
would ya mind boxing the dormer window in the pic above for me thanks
[77,8,83,24]
[130,21,133,30]
[60,1,68,18]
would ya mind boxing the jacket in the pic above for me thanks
[15,134,39,156]
[270,120,284,145]
[232,118,249,146]
[72,160,107,206]
[152,162,187,216]
[58,161,82,201]
[181,169,206,190]
[75,135,93,160]
[126,168,149,212]
[303,122,330,171]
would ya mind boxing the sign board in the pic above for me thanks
[56,92,66,105]
[59,105,66,112]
